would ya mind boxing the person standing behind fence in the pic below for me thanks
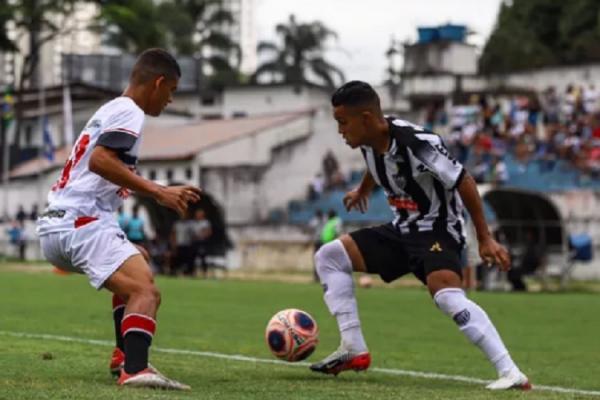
[188,208,213,278]
[117,206,130,233]
[7,220,26,260]
[171,216,193,276]
[127,206,146,245]
[321,210,343,245]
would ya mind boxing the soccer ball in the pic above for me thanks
[265,309,319,362]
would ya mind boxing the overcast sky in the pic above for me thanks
[255,0,503,84]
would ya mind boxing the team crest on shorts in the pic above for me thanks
[430,242,442,252]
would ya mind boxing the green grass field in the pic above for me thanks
[1,265,599,400]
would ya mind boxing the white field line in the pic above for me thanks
[1,330,599,397]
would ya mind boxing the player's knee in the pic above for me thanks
[149,284,161,308]
[426,270,461,296]
[433,287,465,317]
[131,282,161,309]
[314,240,347,277]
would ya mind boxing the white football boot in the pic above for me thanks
[486,368,531,390]
[118,368,191,390]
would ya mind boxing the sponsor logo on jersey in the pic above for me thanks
[87,119,101,129]
[388,196,418,211]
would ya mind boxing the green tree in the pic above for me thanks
[253,14,345,90]
[480,0,600,74]
[157,0,242,89]
[1,0,90,158]
[97,0,241,89]
[97,0,166,54]
[0,0,17,52]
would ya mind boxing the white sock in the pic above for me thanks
[315,240,368,353]
[434,288,519,377]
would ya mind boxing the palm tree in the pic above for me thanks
[253,14,345,90]
[158,0,242,89]
[98,0,242,89]
[1,0,88,167]
[96,0,167,54]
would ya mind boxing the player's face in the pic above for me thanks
[333,105,368,148]
[147,76,178,117]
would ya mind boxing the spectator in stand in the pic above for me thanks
[308,173,325,200]
[583,84,599,115]
[491,156,509,186]
[322,150,346,190]
[562,84,580,121]
[541,86,560,124]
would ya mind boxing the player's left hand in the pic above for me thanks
[479,236,511,271]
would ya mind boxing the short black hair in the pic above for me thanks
[331,80,380,109]
[130,48,181,84]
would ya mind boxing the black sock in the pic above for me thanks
[112,295,126,351]
[121,313,156,374]
[123,332,152,374]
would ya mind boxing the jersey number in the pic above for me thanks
[52,134,90,191]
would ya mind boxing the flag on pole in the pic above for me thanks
[42,116,55,162]
[2,89,14,128]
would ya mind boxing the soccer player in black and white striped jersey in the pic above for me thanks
[310,81,530,390]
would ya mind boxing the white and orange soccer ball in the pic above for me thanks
[265,309,319,362]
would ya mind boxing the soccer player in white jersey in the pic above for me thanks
[309,81,530,390]
[37,48,200,390]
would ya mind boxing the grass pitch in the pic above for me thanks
[1,264,599,399]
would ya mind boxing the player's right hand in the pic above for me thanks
[343,188,369,213]
[156,185,202,218]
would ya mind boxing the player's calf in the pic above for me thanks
[433,287,529,388]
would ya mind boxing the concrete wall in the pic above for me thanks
[197,108,364,224]
[443,44,478,75]
[404,63,600,99]
[222,86,329,117]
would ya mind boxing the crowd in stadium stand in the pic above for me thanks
[438,84,600,185]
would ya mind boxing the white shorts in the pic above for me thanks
[40,220,139,289]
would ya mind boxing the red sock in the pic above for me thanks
[121,313,156,374]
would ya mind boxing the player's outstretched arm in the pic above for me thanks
[343,170,376,213]
[89,146,201,217]
[457,172,510,271]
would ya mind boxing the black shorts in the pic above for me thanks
[349,223,463,284]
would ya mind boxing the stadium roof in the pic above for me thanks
[9,110,313,178]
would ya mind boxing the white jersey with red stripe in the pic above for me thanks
[37,97,145,236]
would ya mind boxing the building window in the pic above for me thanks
[149,170,156,180]
[166,169,173,181]
[185,168,192,180]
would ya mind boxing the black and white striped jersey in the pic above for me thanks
[360,117,466,245]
